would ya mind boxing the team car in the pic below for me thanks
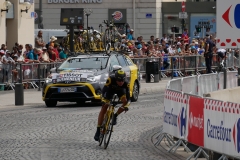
[42,52,140,107]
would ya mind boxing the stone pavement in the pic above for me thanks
[0,78,207,160]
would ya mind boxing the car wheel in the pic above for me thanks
[131,82,139,102]
[45,100,57,107]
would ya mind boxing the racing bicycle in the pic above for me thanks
[102,14,121,53]
[98,94,124,149]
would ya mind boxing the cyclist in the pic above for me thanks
[94,70,131,141]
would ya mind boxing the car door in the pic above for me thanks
[122,55,139,98]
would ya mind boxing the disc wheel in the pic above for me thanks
[103,112,114,149]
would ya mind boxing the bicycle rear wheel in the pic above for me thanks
[103,112,114,149]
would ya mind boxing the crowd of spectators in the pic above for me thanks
[119,28,239,73]
[0,30,68,88]
[0,29,239,88]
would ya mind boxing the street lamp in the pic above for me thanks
[21,2,31,13]
[83,9,92,52]
[1,0,12,13]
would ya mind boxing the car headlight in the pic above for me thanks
[87,75,101,82]
[87,77,96,82]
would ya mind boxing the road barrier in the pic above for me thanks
[155,72,240,160]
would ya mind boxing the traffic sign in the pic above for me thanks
[182,1,185,12]
[31,12,38,22]
[179,12,188,19]
[217,0,240,48]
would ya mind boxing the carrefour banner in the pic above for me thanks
[163,90,187,139]
[204,99,240,158]
[187,96,204,147]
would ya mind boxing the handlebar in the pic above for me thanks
[111,94,119,106]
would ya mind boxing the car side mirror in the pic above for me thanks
[112,65,122,72]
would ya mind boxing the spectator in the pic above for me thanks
[155,38,160,45]
[47,46,56,62]
[13,42,19,51]
[1,44,7,54]
[18,44,24,52]
[204,34,215,74]
[161,34,169,44]
[181,28,190,44]
[35,30,45,49]
[59,47,68,60]
[31,48,40,63]
[2,51,15,83]
[15,50,24,62]
[40,47,50,63]
[12,47,18,55]
[0,50,4,72]
[53,43,60,61]
[127,29,135,40]
[48,36,57,48]
[25,44,34,60]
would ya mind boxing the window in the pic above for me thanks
[109,55,120,71]
[117,55,127,67]
[58,57,108,69]
[124,56,134,66]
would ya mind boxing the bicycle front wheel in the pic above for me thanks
[99,116,108,146]
[103,112,114,149]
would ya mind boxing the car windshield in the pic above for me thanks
[58,57,108,70]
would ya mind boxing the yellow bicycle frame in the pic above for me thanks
[103,105,114,132]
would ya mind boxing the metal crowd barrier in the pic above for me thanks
[131,53,238,79]
[0,62,62,91]
[0,53,239,91]
[155,71,240,160]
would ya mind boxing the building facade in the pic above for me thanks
[162,1,216,39]
[34,0,162,40]
[1,1,35,48]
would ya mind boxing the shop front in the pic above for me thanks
[162,1,216,40]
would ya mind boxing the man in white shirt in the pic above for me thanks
[2,51,15,83]
[15,50,24,62]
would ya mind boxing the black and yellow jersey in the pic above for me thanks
[103,75,130,100]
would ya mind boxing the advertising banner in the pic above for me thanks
[204,100,240,158]
[190,14,216,39]
[163,90,187,139]
[187,96,204,147]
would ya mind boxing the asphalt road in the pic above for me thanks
[0,92,187,160]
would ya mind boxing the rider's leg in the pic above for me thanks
[94,87,112,141]
[112,94,128,125]
[97,101,109,127]
[94,101,109,141]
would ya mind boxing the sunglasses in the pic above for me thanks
[117,79,124,82]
